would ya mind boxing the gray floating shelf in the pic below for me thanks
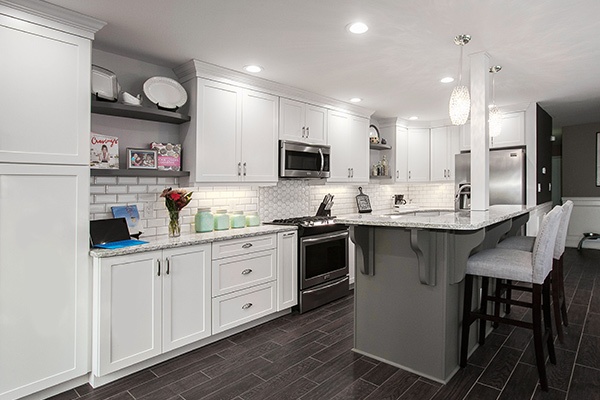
[91,99,191,124]
[91,169,190,177]
[370,143,392,150]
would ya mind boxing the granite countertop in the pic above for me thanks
[90,224,298,258]
[334,204,532,230]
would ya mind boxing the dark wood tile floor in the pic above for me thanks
[51,248,600,400]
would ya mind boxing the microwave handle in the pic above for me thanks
[318,148,324,176]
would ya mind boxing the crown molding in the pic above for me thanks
[174,59,375,118]
[0,0,106,39]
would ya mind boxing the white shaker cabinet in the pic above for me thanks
[328,110,369,183]
[277,231,298,311]
[93,244,211,376]
[393,125,409,182]
[407,128,430,182]
[459,111,525,151]
[430,126,460,181]
[280,98,328,145]
[181,79,278,183]
[0,164,89,400]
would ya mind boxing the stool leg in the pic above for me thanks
[558,256,569,326]
[532,283,549,391]
[479,277,489,345]
[543,276,557,365]
[505,279,512,314]
[551,259,565,343]
[461,274,474,368]
[493,279,502,328]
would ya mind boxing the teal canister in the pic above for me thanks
[195,208,214,233]
[230,210,246,229]
[214,209,230,231]
[245,211,260,227]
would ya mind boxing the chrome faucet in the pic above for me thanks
[455,184,472,211]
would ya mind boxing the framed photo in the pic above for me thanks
[151,142,181,171]
[127,148,157,169]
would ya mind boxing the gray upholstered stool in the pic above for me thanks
[461,205,563,391]
[497,200,573,342]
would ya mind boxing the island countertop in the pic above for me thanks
[334,204,531,230]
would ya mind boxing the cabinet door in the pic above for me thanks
[95,251,162,376]
[491,111,525,148]
[162,245,212,352]
[0,14,91,165]
[0,165,89,399]
[194,79,242,182]
[407,128,430,181]
[459,123,471,151]
[349,115,370,182]
[327,110,352,182]
[395,126,408,182]
[279,98,305,141]
[430,127,449,181]
[446,126,460,181]
[277,231,298,311]
[305,104,328,144]
[241,90,279,182]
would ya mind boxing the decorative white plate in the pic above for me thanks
[143,76,187,109]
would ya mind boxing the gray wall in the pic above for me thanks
[562,122,600,197]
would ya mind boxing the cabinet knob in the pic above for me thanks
[241,303,253,310]
[241,268,253,275]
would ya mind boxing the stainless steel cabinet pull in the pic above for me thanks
[351,168,354,177]
[237,162,241,176]
[409,171,411,179]
[241,303,253,310]
[348,168,351,178]
[283,232,295,237]
[157,259,161,276]
[302,127,306,138]
[241,268,252,275]
[166,258,170,275]
[396,170,399,179]
[242,243,253,249]
[243,162,247,176]
[306,126,310,137]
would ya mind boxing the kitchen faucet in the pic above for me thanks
[455,184,472,211]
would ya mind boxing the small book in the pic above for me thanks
[111,205,141,232]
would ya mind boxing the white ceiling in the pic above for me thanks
[48,0,600,128]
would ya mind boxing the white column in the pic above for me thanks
[469,52,490,211]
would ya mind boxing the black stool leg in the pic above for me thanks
[551,259,565,343]
[479,277,489,345]
[558,256,569,326]
[543,276,557,365]
[493,279,502,328]
[533,283,549,391]
[505,279,512,314]
[461,274,474,368]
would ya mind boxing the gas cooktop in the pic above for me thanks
[270,215,336,227]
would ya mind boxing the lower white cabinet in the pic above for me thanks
[277,231,298,310]
[93,244,211,376]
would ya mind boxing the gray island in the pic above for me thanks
[335,205,531,383]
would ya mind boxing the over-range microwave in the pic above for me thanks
[279,140,330,179]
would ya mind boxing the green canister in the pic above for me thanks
[195,208,214,233]
[230,210,246,229]
[214,209,230,231]
[245,211,260,227]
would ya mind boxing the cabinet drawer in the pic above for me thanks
[212,234,276,259]
[212,282,277,334]
[212,249,276,297]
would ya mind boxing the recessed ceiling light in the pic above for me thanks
[409,116,419,120]
[350,97,362,103]
[347,22,368,34]
[440,77,454,83]
[244,65,263,73]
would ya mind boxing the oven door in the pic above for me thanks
[300,229,348,290]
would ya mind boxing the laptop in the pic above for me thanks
[90,218,148,249]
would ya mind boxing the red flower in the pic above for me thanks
[160,187,192,212]
[170,192,181,201]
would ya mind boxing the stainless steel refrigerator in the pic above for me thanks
[455,148,526,205]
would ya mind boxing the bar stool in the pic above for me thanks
[460,205,563,391]
[496,200,573,342]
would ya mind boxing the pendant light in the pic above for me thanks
[488,65,502,137]
[449,34,471,125]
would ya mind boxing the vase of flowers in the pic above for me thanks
[160,187,193,238]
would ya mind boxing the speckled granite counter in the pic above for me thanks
[334,204,531,230]
[89,225,297,258]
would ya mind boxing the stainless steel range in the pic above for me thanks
[268,215,350,313]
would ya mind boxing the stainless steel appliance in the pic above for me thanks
[279,140,330,179]
[455,148,526,206]
[268,216,349,313]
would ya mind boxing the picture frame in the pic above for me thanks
[127,148,157,169]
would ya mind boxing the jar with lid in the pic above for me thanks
[245,211,260,227]
[214,209,230,231]
[381,155,389,176]
[230,210,245,229]
[195,208,214,233]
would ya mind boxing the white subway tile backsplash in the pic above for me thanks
[94,177,117,185]
[94,194,117,203]
[117,177,138,185]
[128,185,149,194]
[90,204,106,213]
[106,185,128,194]
[157,177,177,185]
[138,177,158,185]
[90,186,106,194]
[117,194,138,203]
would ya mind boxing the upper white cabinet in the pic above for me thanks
[407,128,430,182]
[0,12,94,165]
[181,78,278,183]
[280,98,327,145]
[430,126,460,181]
[459,111,525,151]
[328,110,369,183]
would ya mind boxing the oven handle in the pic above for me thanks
[318,148,324,177]
[301,230,349,244]
[302,276,349,295]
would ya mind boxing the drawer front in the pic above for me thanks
[212,282,277,334]
[212,234,276,259]
[212,249,276,297]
